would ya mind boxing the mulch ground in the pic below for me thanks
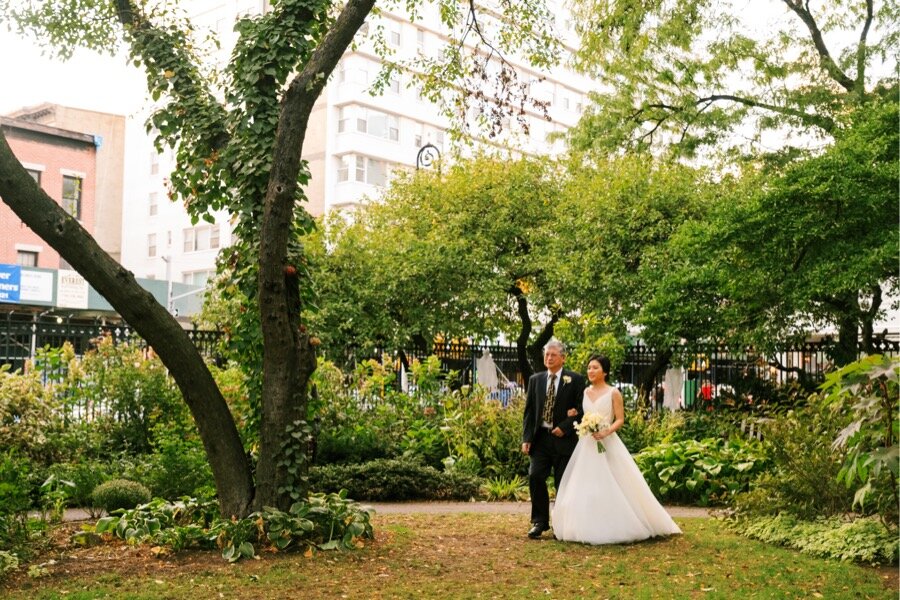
[2,511,897,596]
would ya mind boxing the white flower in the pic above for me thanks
[562,375,572,385]
[575,412,612,454]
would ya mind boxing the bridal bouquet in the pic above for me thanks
[574,412,611,454]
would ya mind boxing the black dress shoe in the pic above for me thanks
[527,523,549,539]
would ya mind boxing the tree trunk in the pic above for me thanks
[861,285,882,355]
[833,314,860,367]
[254,0,375,510]
[528,315,560,374]
[510,285,534,380]
[0,132,254,518]
[636,347,673,406]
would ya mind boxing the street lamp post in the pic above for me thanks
[160,255,173,314]
[416,143,441,171]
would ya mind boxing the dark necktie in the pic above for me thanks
[543,373,557,425]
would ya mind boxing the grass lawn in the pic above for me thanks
[1,513,895,599]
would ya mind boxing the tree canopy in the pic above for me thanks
[566,0,899,159]
[638,93,899,364]
[308,155,569,378]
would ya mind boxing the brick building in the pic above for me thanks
[0,116,99,269]
[6,104,127,262]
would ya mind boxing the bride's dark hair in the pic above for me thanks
[587,354,611,380]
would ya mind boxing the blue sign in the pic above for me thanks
[0,264,21,303]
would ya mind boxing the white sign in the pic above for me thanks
[57,269,89,309]
[20,270,54,303]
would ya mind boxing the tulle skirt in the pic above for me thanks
[551,432,682,545]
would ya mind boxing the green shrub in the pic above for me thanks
[439,390,528,481]
[309,457,481,501]
[675,410,745,441]
[91,479,151,513]
[619,410,687,452]
[61,337,184,456]
[46,460,112,508]
[732,397,854,519]
[93,493,373,563]
[316,426,393,465]
[822,355,899,526]
[0,451,35,556]
[0,550,19,580]
[120,423,215,500]
[481,475,528,501]
[0,366,60,463]
[727,514,898,565]
[635,437,770,506]
[312,358,411,464]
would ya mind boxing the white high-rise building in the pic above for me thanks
[121,0,595,291]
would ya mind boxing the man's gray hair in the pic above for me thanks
[543,339,566,356]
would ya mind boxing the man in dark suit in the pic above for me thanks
[521,339,585,539]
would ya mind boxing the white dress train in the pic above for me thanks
[552,389,682,544]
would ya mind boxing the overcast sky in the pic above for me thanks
[0,31,146,117]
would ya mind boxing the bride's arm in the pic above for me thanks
[598,390,626,438]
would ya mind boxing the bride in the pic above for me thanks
[552,354,682,544]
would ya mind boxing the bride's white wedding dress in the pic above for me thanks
[552,388,682,544]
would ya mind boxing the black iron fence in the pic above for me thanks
[402,342,524,386]
[0,314,222,372]
[366,337,899,410]
[619,338,900,410]
[3,312,897,413]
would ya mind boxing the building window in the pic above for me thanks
[26,169,41,185]
[416,28,424,51]
[149,192,158,216]
[389,22,401,47]
[339,64,369,85]
[182,270,215,287]
[369,111,399,141]
[338,107,399,141]
[148,233,157,258]
[337,155,388,186]
[150,152,160,175]
[16,251,38,267]
[338,155,365,182]
[183,225,221,252]
[388,73,401,94]
[62,175,82,219]
[366,158,387,186]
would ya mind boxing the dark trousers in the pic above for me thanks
[528,427,573,526]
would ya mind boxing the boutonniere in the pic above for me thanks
[562,375,572,385]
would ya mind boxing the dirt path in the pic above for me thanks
[361,501,711,518]
[64,502,710,521]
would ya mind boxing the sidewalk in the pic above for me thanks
[63,502,710,522]
[361,501,710,518]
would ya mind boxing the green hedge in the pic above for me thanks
[309,458,482,501]
[91,479,151,513]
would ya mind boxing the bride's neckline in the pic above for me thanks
[585,385,611,403]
